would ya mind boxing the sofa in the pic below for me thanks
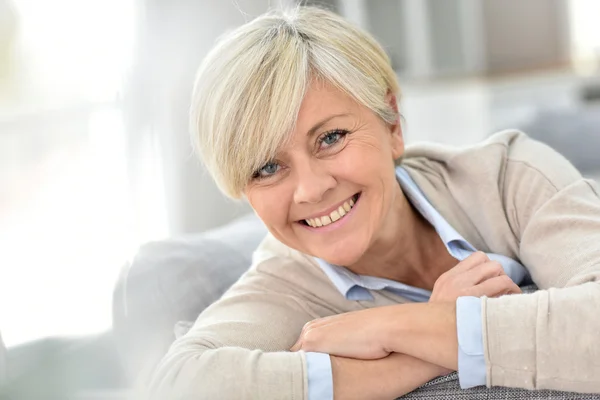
[112,213,600,399]
[0,331,127,400]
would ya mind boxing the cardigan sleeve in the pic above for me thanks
[142,257,329,400]
[482,134,600,393]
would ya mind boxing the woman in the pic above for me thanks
[146,6,600,399]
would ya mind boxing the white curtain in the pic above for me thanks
[0,0,146,346]
[0,0,287,348]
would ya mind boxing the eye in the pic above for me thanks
[319,129,348,149]
[253,161,280,179]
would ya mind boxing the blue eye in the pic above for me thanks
[254,162,280,179]
[319,129,348,148]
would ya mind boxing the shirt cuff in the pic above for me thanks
[306,352,334,400]
[456,296,487,389]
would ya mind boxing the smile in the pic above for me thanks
[303,193,360,228]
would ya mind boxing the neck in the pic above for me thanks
[347,185,453,290]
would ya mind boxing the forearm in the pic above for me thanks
[147,333,307,399]
[483,284,600,392]
[384,302,459,371]
[331,352,450,400]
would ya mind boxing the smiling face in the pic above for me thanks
[245,80,406,266]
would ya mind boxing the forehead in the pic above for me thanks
[295,81,361,132]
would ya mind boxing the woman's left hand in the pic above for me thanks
[291,302,459,370]
[289,306,398,359]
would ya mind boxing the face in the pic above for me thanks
[245,80,405,267]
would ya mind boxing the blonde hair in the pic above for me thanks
[191,6,400,199]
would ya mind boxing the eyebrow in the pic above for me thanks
[306,113,349,137]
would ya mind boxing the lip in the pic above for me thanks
[298,192,361,233]
[300,193,359,221]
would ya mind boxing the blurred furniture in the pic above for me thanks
[112,213,600,399]
[320,0,571,79]
[0,331,7,385]
[519,104,600,175]
[0,333,127,400]
[112,213,267,382]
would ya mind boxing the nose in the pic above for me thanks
[293,159,336,204]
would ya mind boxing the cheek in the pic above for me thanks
[247,189,291,229]
[338,142,388,181]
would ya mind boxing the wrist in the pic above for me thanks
[380,304,408,354]
[383,302,458,370]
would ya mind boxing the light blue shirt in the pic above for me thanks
[306,166,530,399]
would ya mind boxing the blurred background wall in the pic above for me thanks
[0,0,599,355]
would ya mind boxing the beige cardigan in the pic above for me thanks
[146,130,600,398]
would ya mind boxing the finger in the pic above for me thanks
[469,275,521,298]
[505,284,522,295]
[448,251,490,274]
[290,322,312,352]
[290,341,301,352]
[290,321,324,352]
[466,261,505,285]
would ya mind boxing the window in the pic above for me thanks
[0,0,162,347]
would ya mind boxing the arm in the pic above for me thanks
[308,345,451,400]
[479,137,600,393]
[143,271,312,400]
[143,257,450,400]
[330,353,450,400]
[291,252,520,391]
[382,302,459,371]
[389,136,600,393]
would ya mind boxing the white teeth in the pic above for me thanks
[305,195,358,228]
[330,210,340,222]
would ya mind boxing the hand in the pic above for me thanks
[291,303,461,370]
[290,306,397,360]
[430,251,522,303]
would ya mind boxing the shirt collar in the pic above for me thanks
[313,258,375,300]
[395,167,471,248]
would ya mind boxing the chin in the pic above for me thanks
[323,254,360,267]
[302,226,372,267]
[314,243,365,267]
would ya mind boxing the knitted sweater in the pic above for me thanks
[146,130,600,398]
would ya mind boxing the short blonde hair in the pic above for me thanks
[191,6,400,199]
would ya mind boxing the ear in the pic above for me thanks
[385,91,404,160]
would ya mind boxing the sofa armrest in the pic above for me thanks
[112,213,266,383]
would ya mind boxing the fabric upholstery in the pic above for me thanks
[0,331,7,386]
[112,213,267,381]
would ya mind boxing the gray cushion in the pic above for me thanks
[402,371,600,399]
[515,105,600,174]
[0,331,7,386]
[112,213,267,381]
